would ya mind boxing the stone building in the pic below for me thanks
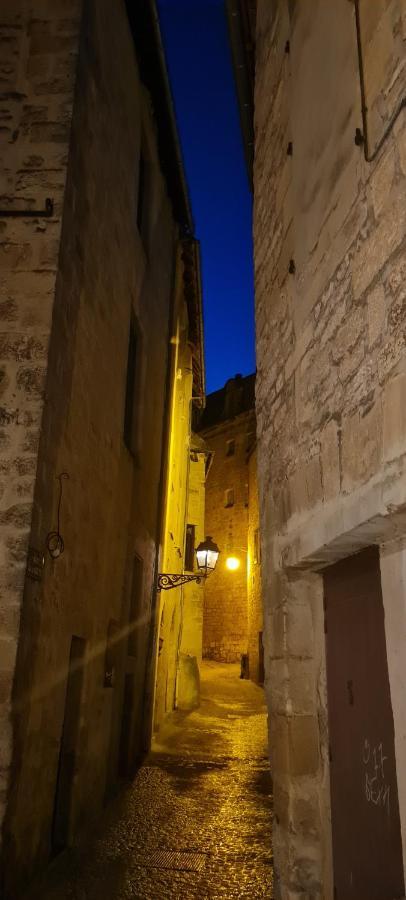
[198,374,264,682]
[152,237,207,729]
[230,0,406,897]
[0,1,203,895]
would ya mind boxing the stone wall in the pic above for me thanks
[0,0,82,874]
[247,448,263,684]
[1,0,180,893]
[254,0,406,896]
[201,410,255,663]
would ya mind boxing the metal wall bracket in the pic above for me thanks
[157,572,202,591]
[0,197,54,218]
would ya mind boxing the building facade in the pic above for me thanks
[198,374,264,682]
[152,238,207,730]
[0,1,202,895]
[229,0,406,897]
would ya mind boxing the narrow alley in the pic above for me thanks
[23,664,273,900]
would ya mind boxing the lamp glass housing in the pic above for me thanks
[196,536,220,576]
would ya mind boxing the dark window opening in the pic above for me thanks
[226,439,235,457]
[224,488,234,508]
[184,523,195,572]
[124,319,137,453]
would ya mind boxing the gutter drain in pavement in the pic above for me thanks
[142,850,208,872]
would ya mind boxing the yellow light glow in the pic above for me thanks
[226,556,240,571]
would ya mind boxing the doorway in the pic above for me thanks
[52,636,86,854]
[324,547,404,900]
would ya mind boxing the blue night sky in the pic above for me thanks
[157,0,255,395]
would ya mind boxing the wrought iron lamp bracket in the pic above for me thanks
[157,573,203,591]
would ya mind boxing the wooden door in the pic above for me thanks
[118,673,135,778]
[52,636,86,853]
[324,547,404,900]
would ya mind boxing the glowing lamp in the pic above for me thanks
[158,536,220,591]
[196,536,220,576]
[226,556,240,571]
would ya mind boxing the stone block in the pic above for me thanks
[383,373,406,461]
[304,455,322,508]
[291,792,321,839]
[288,464,308,515]
[320,419,340,501]
[289,715,319,776]
[369,143,396,220]
[270,605,287,659]
[0,242,32,270]
[397,120,406,177]
[341,400,382,491]
[271,714,290,775]
[367,283,386,346]
[268,658,288,715]
[273,777,290,828]
[288,660,316,715]
[352,194,405,299]
[286,601,314,659]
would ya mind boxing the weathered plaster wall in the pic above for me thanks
[153,287,193,731]
[0,0,82,866]
[254,0,406,895]
[201,411,255,663]
[247,448,263,684]
[177,443,207,710]
[1,0,178,893]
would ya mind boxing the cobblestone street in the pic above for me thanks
[24,663,273,900]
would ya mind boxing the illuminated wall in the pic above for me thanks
[198,375,263,677]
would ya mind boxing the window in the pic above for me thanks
[124,318,137,453]
[184,524,195,572]
[254,528,261,565]
[226,439,235,457]
[224,488,234,508]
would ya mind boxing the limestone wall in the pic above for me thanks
[0,0,82,871]
[1,0,178,892]
[247,448,263,684]
[201,411,255,662]
[254,0,406,895]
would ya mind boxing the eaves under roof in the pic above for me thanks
[125,0,194,235]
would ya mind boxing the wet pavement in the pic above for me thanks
[24,662,273,899]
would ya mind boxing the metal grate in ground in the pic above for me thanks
[142,850,208,872]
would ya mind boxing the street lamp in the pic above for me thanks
[157,536,220,591]
[226,556,240,571]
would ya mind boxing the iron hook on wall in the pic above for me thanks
[46,472,69,560]
[0,198,54,218]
